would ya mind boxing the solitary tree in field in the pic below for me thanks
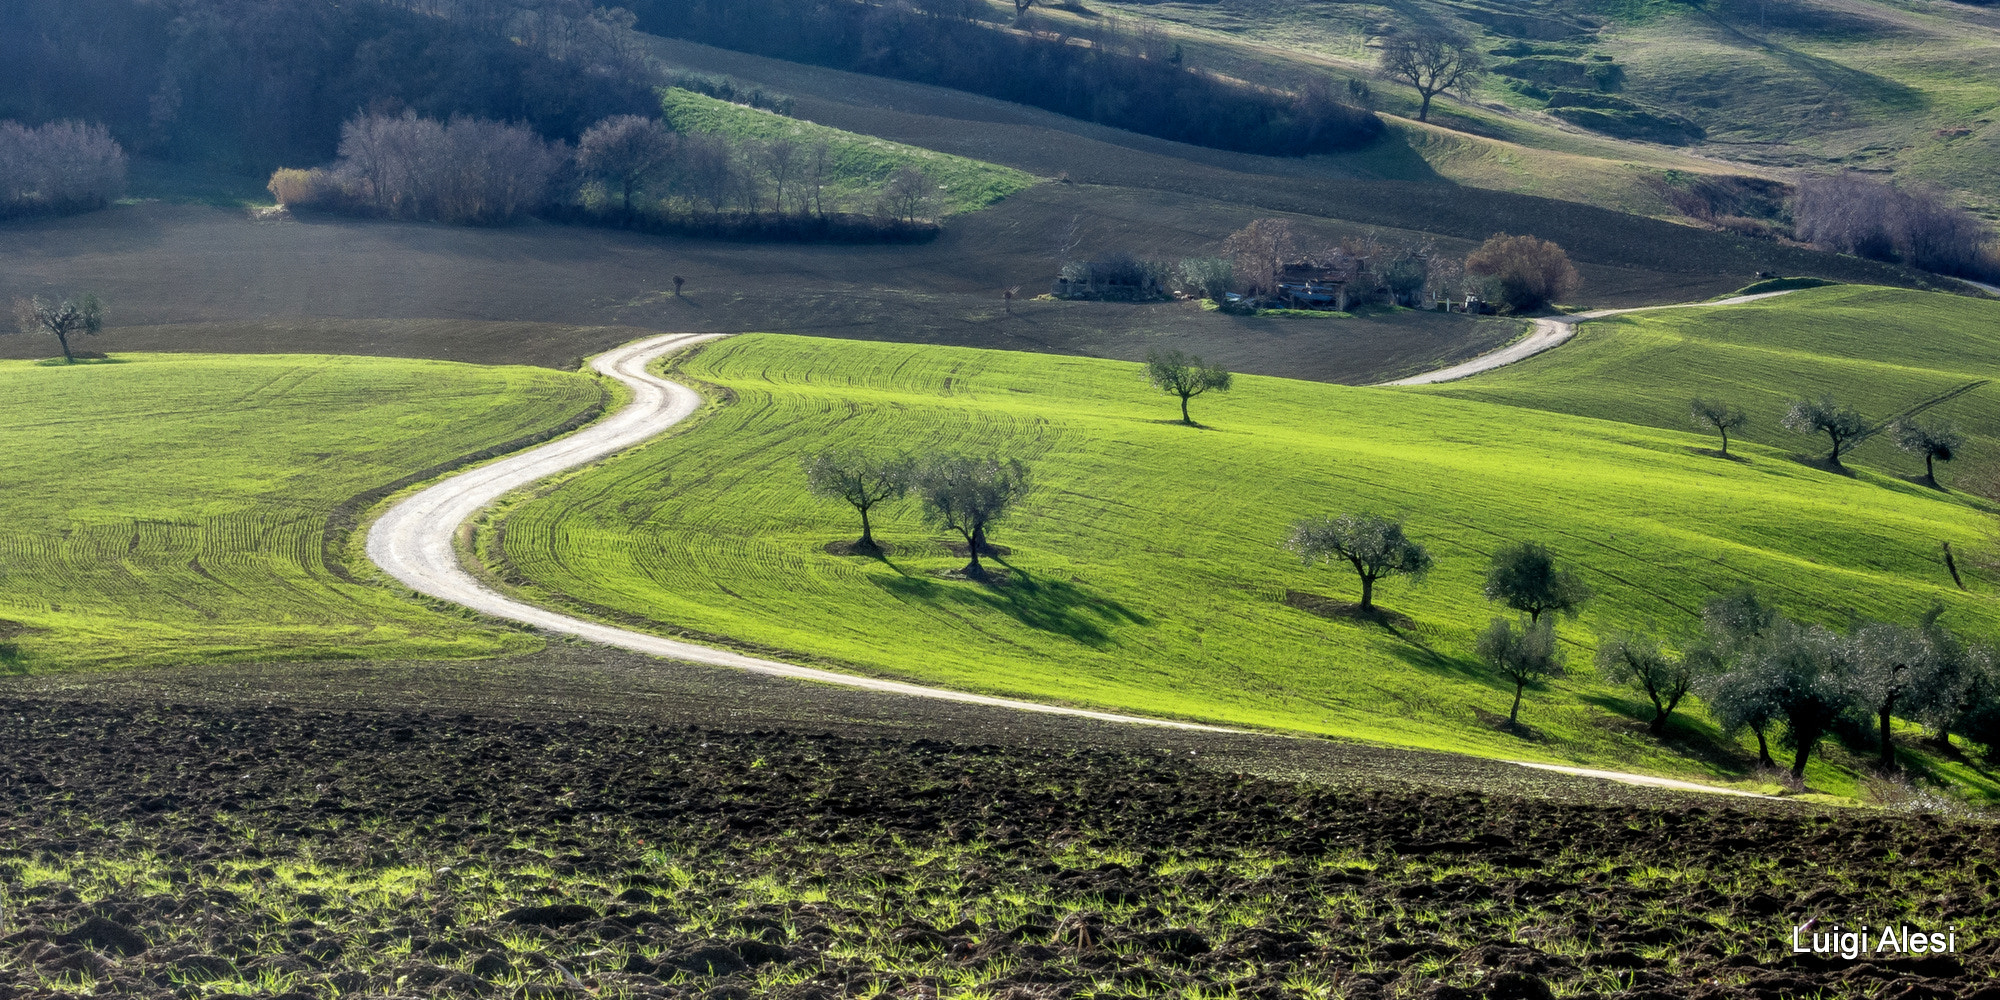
[1893,417,1963,486]
[1478,616,1564,725]
[1283,513,1432,613]
[803,450,914,554]
[1689,398,1749,457]
[1378,28,1482,123]
[1781,395,1869,470]
[576,115,675,215]
[11,293,104,364]
[1596,632,1713,734]
[1145,349,1233,425]
[914,454,1034,578]
[1483,541,1590,625]
[1464,234,1579,313]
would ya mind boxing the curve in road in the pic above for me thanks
[366,332,1236,734]
[367,330,1775,797]
[1377,290,1797,387]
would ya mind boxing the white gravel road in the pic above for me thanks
[365,332,1236,733]
[364,329,1774,796]
[1378,290,1797,387]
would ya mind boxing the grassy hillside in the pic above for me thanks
[0,353,601,670]
[1077,0,2000,211]
[1419,285,2000,488]
[490,333,2000,798]
[660,88,1036,216]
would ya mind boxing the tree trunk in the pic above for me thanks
[55,329,73,364]
[1359,573,1374,611]
[962,529,983,576]
[1719,429,1729,456]
[1417,90,1434,122]
[1879,702,1896,769]
[1926,453,1936,484]
[1827,433,1843,468]
[1180,394,1192,425]
[1649,695,1668,734]
[1752,722,1774,769]
[1791,737,1813,779]
[1509,681,1524,724]
[858,504,876,550]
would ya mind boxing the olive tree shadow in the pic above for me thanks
[1580,692,1759,775]
[874,558,1146,648]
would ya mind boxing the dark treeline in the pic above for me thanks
[274,112,941,242]
[0,0,655,172]
[622,0,1381,156]
[0,120,128,219]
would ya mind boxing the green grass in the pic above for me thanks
[0,353,601,671]
[659,88,1037,216]
[490,331,2000,796]
[1418,285,2000,491]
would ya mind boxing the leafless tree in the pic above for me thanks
[1378,28,1482,123]
[882,165,939,222]
[10,293,105,364]
[804,141,832,217]
[1794,173,1995,279]
[765,137,800,215]
[1221,218,1298,298]
[0,120,129,216]
[576,115,674,214]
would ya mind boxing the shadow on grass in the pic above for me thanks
[1580,692,1757,776]
[874,558,1146,647]
[1472,706,1546,742]
[1789,454,1857,477]
[1688,446,1751,463]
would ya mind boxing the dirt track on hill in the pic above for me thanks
[1379,289,1798,386]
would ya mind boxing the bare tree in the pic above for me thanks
[1221,218,1298,298]
[1478,617,1564,724]
[803,450,913,554]
[1781,395,1869,470]
[765,137,800,215]
[1464,234,1579,312]
[1283,513,1431,612]
[914,455,1034,578]
[1378,28,1482,123]
[11,293,104,364]
[576,115,674,214]
[1144,349,1233,425]
[1893,418,1963,486]
[1690,398,1749,457]
[0,120,128,216]
[1794,173,1994,279]
[804,141,832,217]
[882,165,940,222]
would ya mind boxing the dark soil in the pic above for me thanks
[0,663,1995,999]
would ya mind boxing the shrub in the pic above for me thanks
[0,120,127,218]
[1464,234,1580,312]
[1177,257,1235,300]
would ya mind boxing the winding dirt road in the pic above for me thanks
[365,325,1775,796]
[1378,290,1796,387]
[366,332,1235,733]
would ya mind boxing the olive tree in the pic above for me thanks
[802,450,913,554]
[1596,632,1714,734]
[1695,587,1784,768]
[1782,395,1869,470]
[1283,513,1432,613]
[1145,349,1233,425]
[1905,614,1997,750]
[11,293,104,363]
[1483,541,1590,625]
[1176,257,1234,301]
[1689,398,1748,457]
[913,455,1033,578]
[1478,617,1564,724]
[1763,620,1857,780]
[1850,620,1932,770]
[1893,418,1963,486]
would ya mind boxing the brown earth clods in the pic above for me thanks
[0,695,1995,1000]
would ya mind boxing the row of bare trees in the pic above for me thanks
[1794,173,1996,280]
[1188,219,1577,313]
[0,120,127,219]
[270,112,943,231]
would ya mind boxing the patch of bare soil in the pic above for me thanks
[0,697,1992,1000]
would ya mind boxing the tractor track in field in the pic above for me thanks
[1377,289,1799,387]
[367,331,1772,798]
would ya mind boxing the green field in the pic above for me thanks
[489,331,2000,796]
[0,353,601,670]
[659,88,1037,216]
[1421,285,2000,489]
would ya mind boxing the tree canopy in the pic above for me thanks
[1483,541,1591,624]
[1144,349,1234,425]
[1283,513,1431,612]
